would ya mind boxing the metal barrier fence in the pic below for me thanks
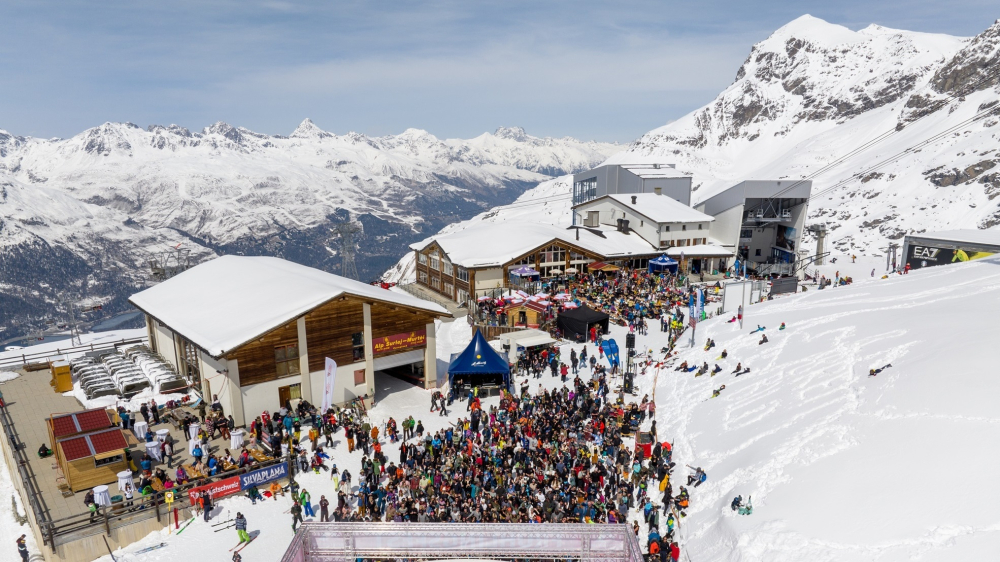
[282,522,646,562]
[0,337,148,370]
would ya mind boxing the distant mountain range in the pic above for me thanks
[0,121,618,339]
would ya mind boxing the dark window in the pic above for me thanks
[352,332,365,362]
[274,344,300,377]
[755,249,761,256]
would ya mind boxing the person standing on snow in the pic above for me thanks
[16,534,29,562]
[300,489,314,517]
[320,495,330,522]
[235,512,249,544]
[291,500,303,531]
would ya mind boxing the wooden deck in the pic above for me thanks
[0,368,240,522]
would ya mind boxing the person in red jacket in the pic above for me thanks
[669,542,680,562]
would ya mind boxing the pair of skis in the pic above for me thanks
[230,536,257,552]
[134,543,168,554]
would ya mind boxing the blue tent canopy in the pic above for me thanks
[447,329,511,390]
[648,254,678,274]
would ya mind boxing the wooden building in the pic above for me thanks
[47,409,129,492]
[128,256,449,427]
[411,222,661,305]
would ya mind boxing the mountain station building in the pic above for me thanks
[129,256,448,426]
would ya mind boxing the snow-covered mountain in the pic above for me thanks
[0,121,618,339]
[387,15,1000,285]
[627,15,1000,248]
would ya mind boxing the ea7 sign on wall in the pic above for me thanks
[373,330,426,355]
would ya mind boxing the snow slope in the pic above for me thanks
[638,258,1000,561]
[0,122,617,339]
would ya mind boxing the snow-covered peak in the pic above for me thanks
[494,126,529,141]
[289,118,331,139]
[765,14,860,47]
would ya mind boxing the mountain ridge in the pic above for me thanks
[0,121,619,340]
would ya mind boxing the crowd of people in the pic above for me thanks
[247,349,690,562]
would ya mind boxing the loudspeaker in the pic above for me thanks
[626,333,635,349]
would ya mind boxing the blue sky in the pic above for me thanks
[0,1,996,142]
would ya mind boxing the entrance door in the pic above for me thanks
[277,383,301,409]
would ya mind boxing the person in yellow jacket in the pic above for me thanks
[659,473,670,492]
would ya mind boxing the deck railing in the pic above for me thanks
[0,337,148,370]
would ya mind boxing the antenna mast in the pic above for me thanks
[334,216,362,280]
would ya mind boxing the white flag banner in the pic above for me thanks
[322,357,338,412]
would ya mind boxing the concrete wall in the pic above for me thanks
[706,204,746,250]
[643,177,692,205]
[150,321,179,372]
[474,268,503,292]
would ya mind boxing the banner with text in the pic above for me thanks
[322,357,337,413]
[240,462,289,490]
[373,329,427,355]
[187,475,241,504]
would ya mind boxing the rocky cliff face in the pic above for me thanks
[0,121,618,341]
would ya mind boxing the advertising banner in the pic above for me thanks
[322,357,337,413]
[187,475,241,504]
[907,245,995,270]
[372,330,427,355]
[240,462,289,490]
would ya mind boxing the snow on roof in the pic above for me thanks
[906,229,1000,247]
[129,255,447,357]
[666,244,734,257]
[409,220,660,268]
[602,194,714,224]
[619,165,689,179]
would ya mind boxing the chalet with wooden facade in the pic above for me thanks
[410,222,645,304]
[129,256,449,427]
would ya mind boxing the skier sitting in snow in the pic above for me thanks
[711,385,725,398]
[779,322,786,330]
[246,485,263,505]
[675,361,689,372]
[731,495,743,511]
[721,349,728,359]
[711,364,722,376]
[731,363,742,374]
[758,334,768,345]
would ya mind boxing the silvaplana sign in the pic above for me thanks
[239,463,289,489]
[373,329,426,355]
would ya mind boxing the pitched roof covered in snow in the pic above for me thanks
[590,193,715,224]
[409,221,661,269]
[129,255,447,357]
